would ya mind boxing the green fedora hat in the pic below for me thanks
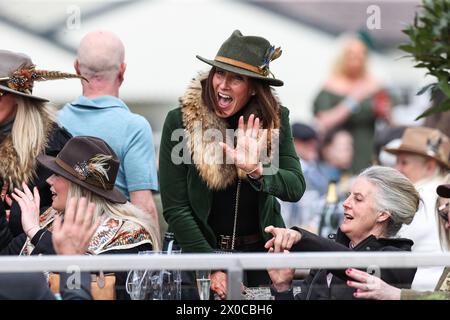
[196,30,284,86]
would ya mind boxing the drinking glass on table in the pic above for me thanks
[126,250,156,300]
[195,270,211,300]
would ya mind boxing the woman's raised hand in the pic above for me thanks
[52,197,100,255]
[219,114,267,177]
[12,182,41,238]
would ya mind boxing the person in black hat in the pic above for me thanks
[0,136,161,300]
[159,30,305,299]
[291,123,318,162]
[279,122,323,229]
[0,50,84,249]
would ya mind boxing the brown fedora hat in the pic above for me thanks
[384,127,450,169]
[0,49,85,102]
[37,136,126,203]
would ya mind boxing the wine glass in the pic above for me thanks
[195,270,211,300]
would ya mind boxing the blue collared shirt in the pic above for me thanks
[58,95,159,199]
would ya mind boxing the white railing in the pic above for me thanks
[1,252,449,299]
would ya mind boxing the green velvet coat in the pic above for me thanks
[159,75,305,253]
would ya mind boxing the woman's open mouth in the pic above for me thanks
[217,92,233,109]
[344,213,354,221]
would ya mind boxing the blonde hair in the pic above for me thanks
[331,35,368,78]
[11,96,56,184]
[66,182,161,250]
[437,174,450,251]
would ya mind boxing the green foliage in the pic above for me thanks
[400,0,450,119]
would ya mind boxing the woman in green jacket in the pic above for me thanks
[159,30,306,298]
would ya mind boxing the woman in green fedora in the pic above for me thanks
[159,30,306,299]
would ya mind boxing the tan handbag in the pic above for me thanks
[48,271,116,300]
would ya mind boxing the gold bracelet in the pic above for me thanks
[245,164,260,175]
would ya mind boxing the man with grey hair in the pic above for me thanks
[59,30,160,235]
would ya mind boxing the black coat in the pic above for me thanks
[0,124,71,250]
[0,272,92,300]
[273,228,417,300]
[8,125,72,236]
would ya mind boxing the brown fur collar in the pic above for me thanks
[179,73,280,190]
[0,111,54,189]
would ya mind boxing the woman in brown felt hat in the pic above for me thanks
[159,30,306,299]
[0,50,83,247]
[0,136,160,300]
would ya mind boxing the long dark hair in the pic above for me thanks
[201,67,280,129]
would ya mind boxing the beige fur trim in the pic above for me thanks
[0,110,53,189]
[180,74,237,190]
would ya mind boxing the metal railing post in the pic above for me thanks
[227,266,243,300]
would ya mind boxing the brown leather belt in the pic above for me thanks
[218,233,261,250]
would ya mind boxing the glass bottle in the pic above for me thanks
[318,181,340,237]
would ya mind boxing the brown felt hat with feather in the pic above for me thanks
[37,136,127,204]
[0,49,86,102]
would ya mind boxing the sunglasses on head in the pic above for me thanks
[438,202,449,221]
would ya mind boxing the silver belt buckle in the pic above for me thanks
[219,235,232,250]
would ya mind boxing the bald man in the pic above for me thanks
[58,31,160,235]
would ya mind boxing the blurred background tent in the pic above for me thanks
[1,0,432,146]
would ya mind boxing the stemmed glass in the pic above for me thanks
[195,270,211,300]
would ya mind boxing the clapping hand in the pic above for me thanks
[12,182,40,239]
[219,114,267,177]
[52,197,100,255]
